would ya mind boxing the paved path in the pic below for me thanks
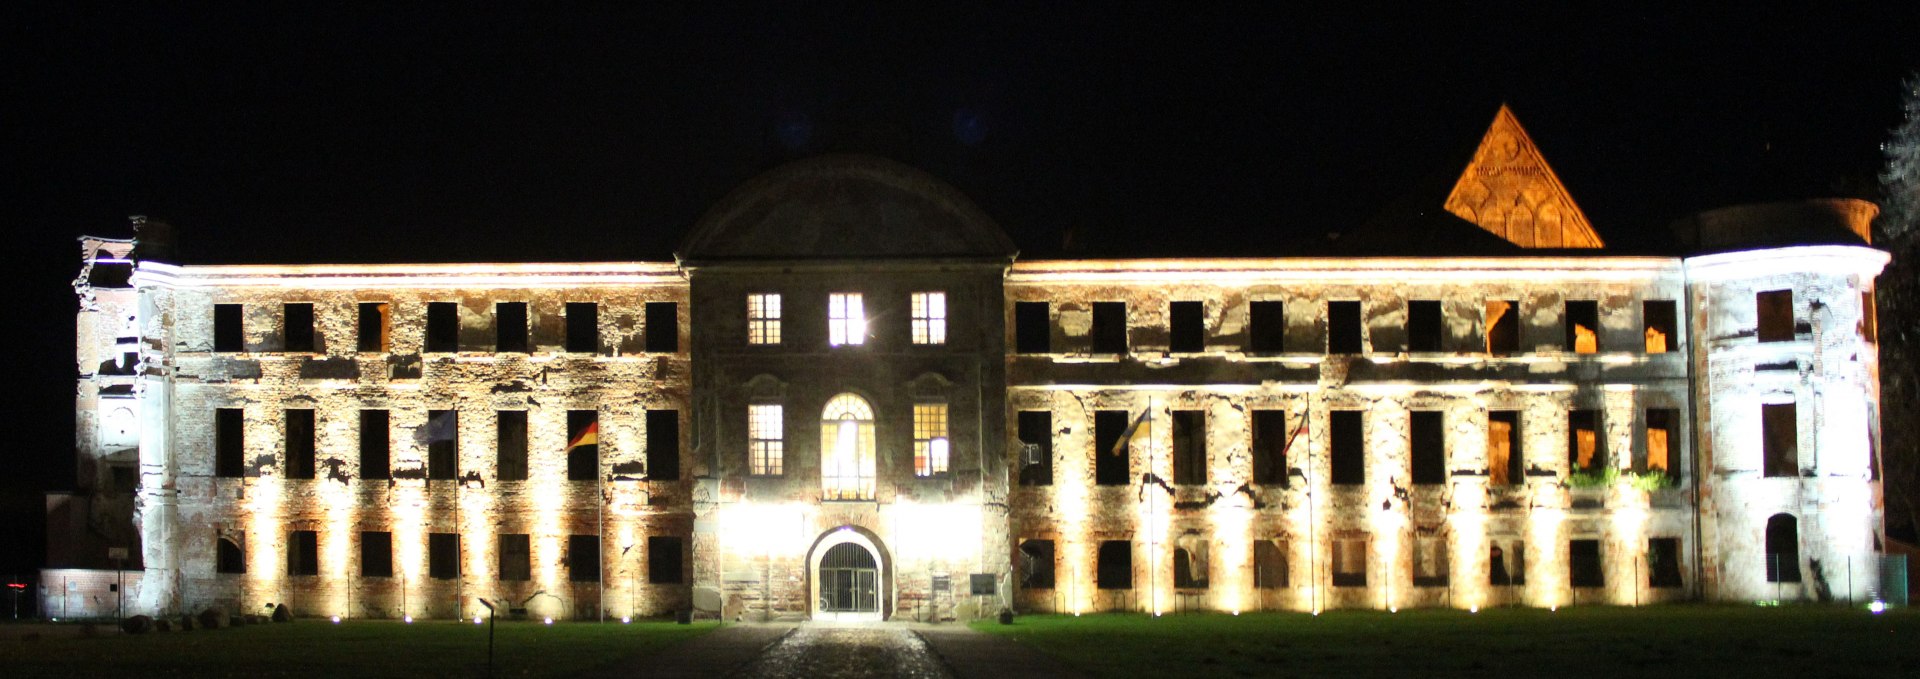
[599,620,1083,679]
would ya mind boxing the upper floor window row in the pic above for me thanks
[748,291,947,348]
[1012,298,1680,356]
[211,301,678,355]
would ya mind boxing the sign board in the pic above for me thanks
[931,575,950,592]
[107,547,129,561]
[969,573,996,596]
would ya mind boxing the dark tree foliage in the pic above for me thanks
[1876,73,1920,543]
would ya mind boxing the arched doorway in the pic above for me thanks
[819,543,879,614]
[808,526,890,621]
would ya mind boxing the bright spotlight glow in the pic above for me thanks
[544,617,553,625]
[622,616,631,624]
[1869,601,1888,614]
[331,616,340,624]
[474,616,483,625]
[404,615,413,624]
[1550,606,1558,612]
[1390,607,1398,614]
[1470,606,1479,614]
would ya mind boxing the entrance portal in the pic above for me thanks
[818,543,880,613]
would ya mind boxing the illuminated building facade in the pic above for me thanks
[55,109,1889,620]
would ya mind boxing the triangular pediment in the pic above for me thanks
[1443,106,1604,248]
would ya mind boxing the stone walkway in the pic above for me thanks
[594,620,1083,679]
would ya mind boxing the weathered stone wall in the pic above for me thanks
[113,263,693,619]
[1689,246,1888,602]
[1006,258,1697,612]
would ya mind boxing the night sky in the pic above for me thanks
[4,4,1915,572]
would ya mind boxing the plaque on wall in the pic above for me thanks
[969,573,995,596]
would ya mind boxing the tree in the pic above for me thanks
[1876,73,1920,544]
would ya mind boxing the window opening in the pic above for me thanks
[749,405,784,475]
[649,536,685,584]
[565,302,598,353]
[361,531,393,578]
[1169,301,1204,353]
[568,535,600,582]
[425,302,459,353]
[912,292,947,345]
[214,304,244,352]
[1018,411,1053,486]
[1568,539,1603,588]
[1763,402,1797,477]
[828,293,866,347]
[913,403,950,476]
[1411,410,1445,485]
[495,302,529,353]
[288,530,318,576]
[1488,411,1522,486]
[1757,289,1794,342]
[357,302,391,352]
[1565,300,1599,353]
[496,411,529,481]
[1329,410,1364,485]
[566,410,599,481]
[1097,540,1133,589]
[426,410,457,481]
[1019,539,1056,589]
[1568,409,1602,472]
[1643,300,1676,353]
[1091,302,1127,354]
[499,534,531,581]
[821,394,876,500]
[429,533,460,580]
[748,294,782,345]
[216,408,244,478]
[283,303,314,352]
[286,409,316,480]
[1332,537,1367,587]
[360,410,390,480]
[1407,300,1443,352]
[647,409,680,480]
[1328,301,1363,354]
[1251,409,1292,486]
[1486,300,1520,354]
[1094,410,1131,486]
[644,302,678,352]
[1248,300,1285,353]
[1015,302,1051,353]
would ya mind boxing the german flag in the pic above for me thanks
[567,422,599,450]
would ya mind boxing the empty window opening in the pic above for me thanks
[288,530,319,576]
[1862,291,1877,343]
[646,409,680,481]
[1171,410,1206,485]
[747,294,782,345]
[1247,300,1286,353]
[216,408,245,479]
[1488,411,1522,486]
[820,393,877,501]
[828,293,866,347]
[1644,408,1676,474]
[1097,540,1133,589]
[1017,411,1053,486]
[1014,302,1051,353]
[286,409,316,480]
[912,292,947,345]
[1643,300,1676,353]
[1413,533,1449,587]
[1169,301,1205,353]
[1329,410,1365,485]
[216,537,246,574]
[1019,539,1056,589]
[1568,409,1602,472]
[1091,302,1128,354]
[568,535,600,583]
[1564,300,1599,353]
[1568,539,1603,588]
[1757,289,1794,342]
[283,303,315,352]
[1254,540,1289,589]
[565,302,598,353]
[426,410,458,481]
[360,410,390,480]
[1765,514,1801,583]
[496,411,529,481]
[1489,541,1525,586]
[499,533,531,581]
[425,302,459,353]
[913,403,950,476]
[1486,300,1520,354]
[361,531,393,578]
[644,302,678,352]
[1407,300,1444,352]
[495,302,529,353]
[567,410,599,481]
[214,303,244,352]
[1251,409,1292,486]
[1411,410,1446,485]
[749,404,784,475]
[1648,537,1683,589]
[429,533,459,580]
[1094,410,1132,486]
[1763,402,1797,478]
[1173,544,1209,588]
[1328,301,1363,354]
[649,536,685,584]
[357,302,390,352]
[1332,537,1367,587]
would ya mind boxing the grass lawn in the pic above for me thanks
[973,606,1920,678]
[0,618,715,678]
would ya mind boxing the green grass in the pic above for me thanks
[0,618,715,678]
[973,606,1920,678]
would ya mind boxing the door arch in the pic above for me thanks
[807,526,891,621]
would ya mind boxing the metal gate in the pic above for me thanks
[819,543,879,613]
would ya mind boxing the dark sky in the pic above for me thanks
[3,4,1915,571]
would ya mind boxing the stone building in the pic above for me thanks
[54,108,1892,620]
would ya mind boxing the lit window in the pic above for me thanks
[821,394,876,499]
[911,292,947,345]
[829,293,866,346]
[748,294,782,345]
[749,405,783,475]
[913,403,949,476]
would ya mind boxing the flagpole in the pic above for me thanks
[1149,395,1157,617]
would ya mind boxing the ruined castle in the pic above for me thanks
[52,107,1892,621]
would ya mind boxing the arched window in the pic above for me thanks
[1765,513,1801,583]
[821,393,876,500]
